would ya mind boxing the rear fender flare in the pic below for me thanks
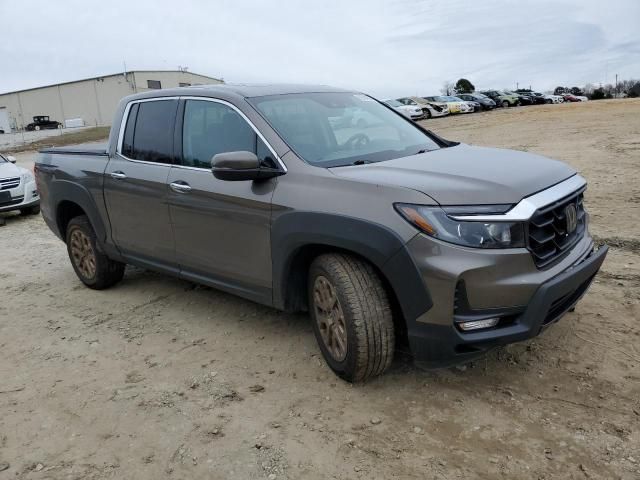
[50,180,108,244]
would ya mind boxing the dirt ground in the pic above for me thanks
[1,99,639,480]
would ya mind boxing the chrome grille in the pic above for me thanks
[0,177,20,190]
[527,188,586,269]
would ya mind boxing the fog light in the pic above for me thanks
[458,317,499,331]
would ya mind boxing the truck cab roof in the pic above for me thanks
[130,83,352,102]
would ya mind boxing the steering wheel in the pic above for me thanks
[344,133,371,150]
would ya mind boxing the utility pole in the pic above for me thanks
[615,73,618,98]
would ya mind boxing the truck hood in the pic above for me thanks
[329,144,576,205]
[0,161,25,179]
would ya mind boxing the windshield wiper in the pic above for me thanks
[351,159,373,165]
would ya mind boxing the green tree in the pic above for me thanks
[454,78,475,94]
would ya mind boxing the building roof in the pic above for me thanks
[0,70,223,96]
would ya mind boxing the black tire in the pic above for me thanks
[20,205,40,216]
[545,99,553,104]
[424,109,432,119]
[66,215,125,290]
[502,100,509,108]
[308,254,395,382]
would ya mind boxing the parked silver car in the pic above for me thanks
[383,99,424,120]
[0,153,40,216]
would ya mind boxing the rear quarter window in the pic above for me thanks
[121,99,178,164]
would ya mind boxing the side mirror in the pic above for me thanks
[7,156,16,163]
[211,151,283,181]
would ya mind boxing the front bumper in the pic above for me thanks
[403,232,607,366]
[0,178,40,213]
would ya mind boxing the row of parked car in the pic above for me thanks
[383,90,588,120]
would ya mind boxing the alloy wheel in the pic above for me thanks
[313,275,348,362]
[69,229,97,279]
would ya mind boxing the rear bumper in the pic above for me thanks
[402,232,607,366]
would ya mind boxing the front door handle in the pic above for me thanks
[170,181,192,193]
[110,171,127,180]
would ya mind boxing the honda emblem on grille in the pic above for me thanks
[565,203,578,234]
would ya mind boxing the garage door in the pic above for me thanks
[0,108,10,133]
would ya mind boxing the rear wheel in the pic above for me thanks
[308,254,395,382]
[545,99,553,104]
[66,215,125,289]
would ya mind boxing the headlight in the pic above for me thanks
[395,204,525,249]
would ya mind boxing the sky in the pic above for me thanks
[1,0,638,97]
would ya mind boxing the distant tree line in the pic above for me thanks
[438,77,640,99]
[555,78,640,99]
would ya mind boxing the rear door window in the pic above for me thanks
[121,99,178,164]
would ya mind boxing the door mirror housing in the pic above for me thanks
[211,151,284,181]
[7,155,16,163]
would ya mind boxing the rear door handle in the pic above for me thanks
[170,181,192,193]
[110,171,127,180]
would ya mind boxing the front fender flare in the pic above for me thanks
[271,212,433,323]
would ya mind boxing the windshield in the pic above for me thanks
[384,99,402,107]
[427,96,448,102]
[0,154,7,163]
[249,92,440,168]
[448,96,464,102]
[474,93,488,99]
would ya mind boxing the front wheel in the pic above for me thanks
[34,126,41,131]
[308,254,395,382]
[502,100,509,108]
[66,215,125,289]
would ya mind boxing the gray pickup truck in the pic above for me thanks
[35,84,607,382]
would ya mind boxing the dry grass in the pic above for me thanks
[0,126,111,153]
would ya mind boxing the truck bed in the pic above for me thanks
[39,143,108,156]
[35,142,112,243]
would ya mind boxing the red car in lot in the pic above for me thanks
[562,94,581,102]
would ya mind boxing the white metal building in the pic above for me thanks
[0,70,223,132]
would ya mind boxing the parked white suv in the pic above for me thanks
[0,153,40,216]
